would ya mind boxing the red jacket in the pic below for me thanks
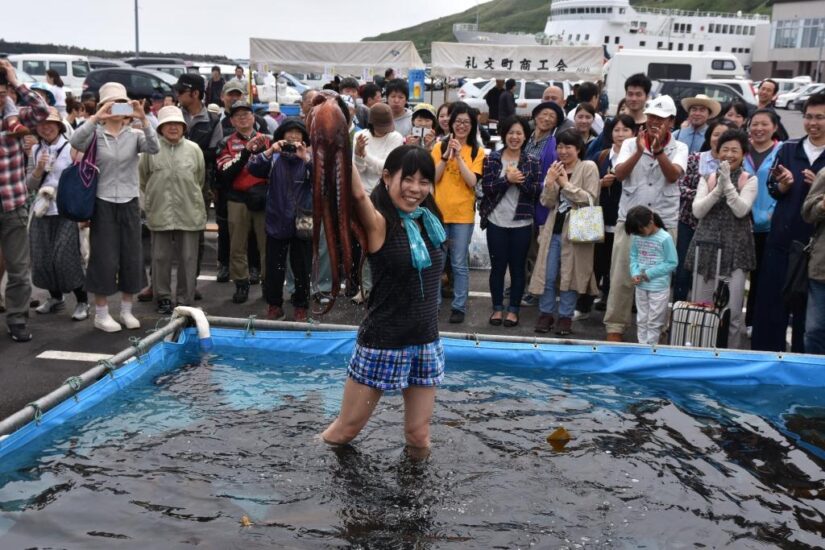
[215,131,270,200]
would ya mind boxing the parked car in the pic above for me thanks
[790,83,825,111]
[775,85,808,109]
[141,64,200,78]
[123,57,187,68]
[276,71,309,94]
[464,79,574,120]
[701,79,757,105]
[82,67,178,101]
[88,59,130,71]
[253,72,302,104]
[456,78,489,101]
[653,80,755,127]
[7,53,91,97]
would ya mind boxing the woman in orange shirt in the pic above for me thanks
[431,102,485,323]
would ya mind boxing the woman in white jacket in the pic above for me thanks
[351,102,404,303]
[685,129,757,349]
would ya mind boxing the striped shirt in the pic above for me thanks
[0,85,50,212]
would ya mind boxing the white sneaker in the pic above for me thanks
[36,297,65,314]
[350,290,366,305]
[94,314,122,333]
[72,302,90,321]
[572,310,590,322]
[120,311,141,330]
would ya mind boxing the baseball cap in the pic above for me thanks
[174,73,204,95]
[223,80,246,95]
[229,100,253,116]
[644,95,677,119]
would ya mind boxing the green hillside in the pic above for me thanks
[363,0,771,61]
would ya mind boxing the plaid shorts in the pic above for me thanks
[348,340,445,391]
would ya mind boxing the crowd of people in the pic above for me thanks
[1,56,824,355]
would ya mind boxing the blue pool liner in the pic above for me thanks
[2,327,825,461]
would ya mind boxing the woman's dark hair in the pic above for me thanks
[369,145,442,237]
[435,102,451,136]
[66,96,82,114]
[45,69,64,88]
[602,113,638,148]
[625,205,665,235]
[497,115,531,150]
[699,119,736,152]
[447,101,480,155]
[748,108,781,141]
[556,128,586,158]
[575,102,596,118]
[615,98,627,116]
[724,101,749,124]
[715,129,749,154]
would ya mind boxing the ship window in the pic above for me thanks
[750,27,756,35]
[673,23,679,32]
[722,25,728,34]
[608,7,613,13]
[678,43,684,51]
[620,8,625,14]
[605,35,610,44]
[615,36,620,44]
[585,34,590,40]
[745,48,751,54]
[640,41,646,47]
[640,21,647,29]
[668,42,673,50]
[568,34,573,41]
[736,25,743,34]
[688,44,694,51]
[576,34,581,41]
[577,7,584,13]
[648,63,691,80]
[686,24,692,33]
[698,45,704,51]
[712,59,737,70]
[715,46,721,51]
[709,24,715,33]
[631,21,638,27]
[657,41,663,49]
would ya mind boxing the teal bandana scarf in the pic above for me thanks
[397,207,446,296]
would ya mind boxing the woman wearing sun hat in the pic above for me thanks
[139,105,205,315]
[27,107,89,321]
[70,82,159,332]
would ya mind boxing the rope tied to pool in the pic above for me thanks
[98,359,116,379]
[245,315,257,337]
[129,336,146,362]
[26,402,43,425]
[63,376,84,402]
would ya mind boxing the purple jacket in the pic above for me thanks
[248,151,311,239]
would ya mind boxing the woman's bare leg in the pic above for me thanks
[322,378,382,445]
[402,386,436,452]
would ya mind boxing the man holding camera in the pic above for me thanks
[0,59,50,342]
[215,101,271,304]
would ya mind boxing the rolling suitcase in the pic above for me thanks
[669,244,731,348]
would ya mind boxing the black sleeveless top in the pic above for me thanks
[357,219,444,349]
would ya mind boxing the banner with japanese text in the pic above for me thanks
[430,42,603,80]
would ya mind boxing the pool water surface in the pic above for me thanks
[1,347,824,548]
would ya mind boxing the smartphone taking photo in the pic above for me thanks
[111,103,133,116]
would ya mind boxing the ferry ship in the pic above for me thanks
[453,0,770,70]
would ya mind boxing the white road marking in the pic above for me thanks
[37,351,114,363]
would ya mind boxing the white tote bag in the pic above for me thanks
[567,194,604,243]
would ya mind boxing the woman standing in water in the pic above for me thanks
[322,145,446,454]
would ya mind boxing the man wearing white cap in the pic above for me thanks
[673,94,720,154]
[603,95,688,342]
[139,106,206,314]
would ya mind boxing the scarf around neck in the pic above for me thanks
[397,207,446,296]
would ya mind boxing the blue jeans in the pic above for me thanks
[805,279,825,355]
[486,222,532,313]
[445,223,473,313]
[673,221,694,302]
[539,233,577,318]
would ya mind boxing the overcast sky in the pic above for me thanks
[1,0,491,59]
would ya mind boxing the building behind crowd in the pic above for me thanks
[751,0,825,80]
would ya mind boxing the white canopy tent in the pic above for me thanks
[249,38,424,76]
[430,42,604,81]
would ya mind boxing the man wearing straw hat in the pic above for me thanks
[139,106,206,314]
[674,94,720,154]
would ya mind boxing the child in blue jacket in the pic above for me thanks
[626,206,678,345]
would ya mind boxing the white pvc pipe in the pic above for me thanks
[172,306,213,352]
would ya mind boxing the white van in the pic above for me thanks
[8,54,91,97]
[604,50,744,113]
[770,76,813,95]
